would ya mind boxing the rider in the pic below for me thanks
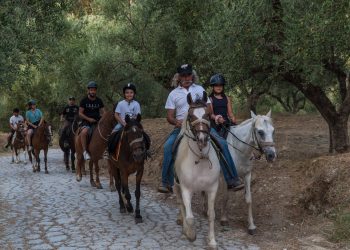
[79,81,105,160]
[60,96,79,146]
[209,73,237,138]
[26,100,44,151]
[112,83,141,133]
[5,108,24,148]
[158,64,244,193]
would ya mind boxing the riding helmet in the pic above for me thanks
[87,81,97,89]
[123,83,137,94]
[28,100,36,105]
[210,73,225,85]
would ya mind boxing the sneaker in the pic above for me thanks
[227,177,244,191]
[83,151,91,161]
[158,185,170,193]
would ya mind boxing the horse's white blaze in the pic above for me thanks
[221,112,276,233]
[175,107,220,246]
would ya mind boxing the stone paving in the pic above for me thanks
[0,149,259,250]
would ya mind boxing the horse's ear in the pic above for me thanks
[202,91,208,103]
[266,109,272,118]
[250,110,257,119]
[187,93,193,105]
[125,114,130,124]
[136,113,141,123]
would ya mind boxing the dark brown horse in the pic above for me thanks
[29,121,51,173]
[59,116,79,172]
[75,111,117,189]
[108,114,147,223]
[10,121,27,164]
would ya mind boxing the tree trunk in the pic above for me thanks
[247,93,260,114]
[328,116,349,153]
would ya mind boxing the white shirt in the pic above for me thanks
[165,83,210,120]
[9,115,24,129]
[115,100,141,121]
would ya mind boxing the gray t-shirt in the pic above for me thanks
[115,100,141,121]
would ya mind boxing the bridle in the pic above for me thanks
[185,104,211,141]
[124,125,146,156]
[225,118,275,157]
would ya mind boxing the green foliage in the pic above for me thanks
[330,209,350,243]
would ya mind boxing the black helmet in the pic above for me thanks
[123,83,137,94]
[87,81,97,89]
[13,108,19,113]
[177,64,193,75]
[210,74,225,85]
[68,96,75,100]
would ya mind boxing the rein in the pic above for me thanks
[97,122,109,142]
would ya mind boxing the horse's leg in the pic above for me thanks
[219,174,229,226]
[76,154,83,182]
[23,146,27,164]
[109,161,116,192]
[36,150,41,172]
[121,171,133,213]
[201,191,207,217]
[134,167,144,224]
[64,150,69,171]
[44,148,48,174]
[11,147,15,163]
[181,187,196,242]
[245,172,256,235]
[114,166,125,213]
[94,160,103,189]
[15,148,20,163]
[207,187,218,248]
[89,160,96,187]
[71,149,76,173]
[174,183,184,226]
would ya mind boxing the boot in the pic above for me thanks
[227,177,244,191]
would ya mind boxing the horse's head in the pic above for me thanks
[251,110,276,162]
[16,121,26,139]
[186,92,211,151]
[124,114,145,163]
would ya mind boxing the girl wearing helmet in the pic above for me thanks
[209,74,237,138]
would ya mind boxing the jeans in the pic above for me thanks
[210,128,239,184]
[161,128,181,187]
[112,123,123,133]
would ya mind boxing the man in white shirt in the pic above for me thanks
[5,108,24,148]
[158,64,244,193]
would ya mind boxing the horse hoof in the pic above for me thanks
[66,167,70,171]
[127,206,134,213]
[135,216,143,224]
[33,169,36,173]
[110,186,117,192]
[90,181,97,187]
[220,220,229,226]
[71,169,76,173]
[96,183,103,189]
[208,240,218,250]
[120,207,126,213]
[45,170,49,174]
[248,228,256,235]
[76,175,82,182]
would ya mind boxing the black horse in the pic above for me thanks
[59,116,79,172]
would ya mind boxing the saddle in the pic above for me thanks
[107,129,151,160]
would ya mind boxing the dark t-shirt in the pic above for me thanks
[62,105,79,122]
[79,96,104,121]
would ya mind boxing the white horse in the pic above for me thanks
[219,110,277,234]
[174,92,221,248]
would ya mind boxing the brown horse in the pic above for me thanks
[108,114,147,223]
[75,111,117,189]
[59,116,79,172]
[11,121,27,164]
[28,121,51,173]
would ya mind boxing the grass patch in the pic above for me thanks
[330,209,350,243]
